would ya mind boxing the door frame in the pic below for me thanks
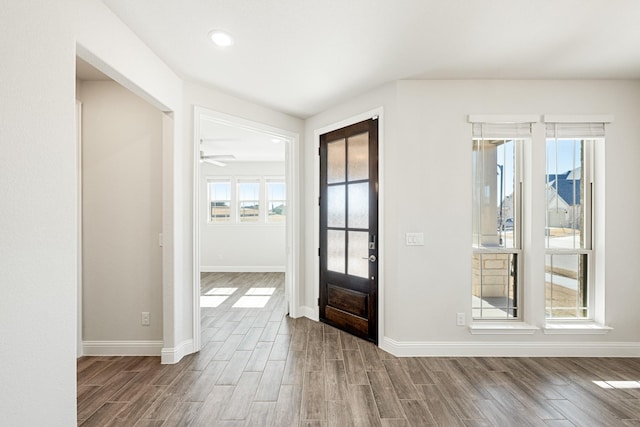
[313,107,384,345]
[192,106,300,352]
[76,99,83,358]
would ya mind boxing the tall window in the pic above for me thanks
[545,123,600,320]
[238,179,261,223]
[472,123,528,320]
[208,179,231,223]
[266,179,286,223]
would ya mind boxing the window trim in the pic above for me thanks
[468,116,613,333]
[542,113,613,328]
[206,175,286,225]
[206,177,232,224]
[471,132,526,322]
[265,177,286,224]
[544,135,596,321]
[237,177,262,223]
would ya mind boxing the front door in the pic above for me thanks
[319,118,378,343]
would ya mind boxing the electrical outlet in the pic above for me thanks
[141,312,150,326]
[456,312,466,326]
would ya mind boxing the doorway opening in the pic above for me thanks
[193,108,299,352]
[76,56,165,357]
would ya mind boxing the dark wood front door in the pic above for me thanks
[319,118,378,343]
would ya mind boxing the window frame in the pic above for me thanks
[206,177,232,224]
[265,177,286,224]
[544,136,596,321]
[237,177,262,223]
[471,133,525,321]
[206,175,286,225]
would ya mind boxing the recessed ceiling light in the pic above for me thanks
[209,30,234,47]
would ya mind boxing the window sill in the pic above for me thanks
[469,322,539,335]
[543,322,613,335]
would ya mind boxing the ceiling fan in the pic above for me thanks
[199,138,236,166]
[199,152,236,167]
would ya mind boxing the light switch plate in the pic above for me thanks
[405,232,424,246]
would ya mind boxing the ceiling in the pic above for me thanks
[102,0,640,119]
[200,118,286,162]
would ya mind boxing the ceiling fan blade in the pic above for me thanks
[201,158,227,167]
[200,153,236,160]
[200,137,238,142]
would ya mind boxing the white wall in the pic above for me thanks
[303,82,398,314]
[78,80,163,346]
[305,80,640,356]
[1,0,186,423]
[0,2,77,424]
[200,162,286,271]
[74,0,188,363]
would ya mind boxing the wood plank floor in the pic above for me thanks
[77,272,640,426]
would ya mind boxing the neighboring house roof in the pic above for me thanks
[546,169,581,206]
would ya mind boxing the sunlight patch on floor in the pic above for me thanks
[245,287,275,296]
[205,287,238,296]
[232,295,271,308]
[593,380,640,389]
[200,295,229,308]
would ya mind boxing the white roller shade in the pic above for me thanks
[472,122,532,139]
[545,122,606,138]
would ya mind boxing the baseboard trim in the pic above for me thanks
[82,340,163,356]
[380,337,640,357]
[298,305,319,321]
[200,266,285,273]
[161,339,194,364]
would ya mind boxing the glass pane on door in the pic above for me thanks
[327,139,346,184]
[348,182,368,229]
[348,231,369,278]
[347,132,369,181]
[327,230,345,273]
[327,185,346,228]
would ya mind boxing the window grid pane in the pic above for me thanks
[210,201,231,222]
[472,139,519,250]
[546,139,587,250]
[238,180,260,222]
[238,181,260,200]
[209,180,231,223]
[267,181,286,223]
[267,200,286,223]
[545,253,589,319]
[472,253,518,319]
[239,201,260,222]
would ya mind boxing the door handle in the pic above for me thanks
[361,255,377,262]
